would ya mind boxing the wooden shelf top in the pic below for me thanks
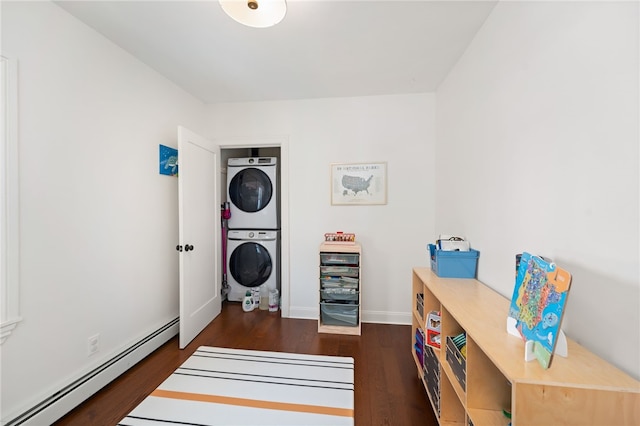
[413,267,640,392]
[319,242,361,253]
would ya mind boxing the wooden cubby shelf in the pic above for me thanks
[411,267,640,426]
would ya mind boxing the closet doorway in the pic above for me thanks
[219,137,290,317]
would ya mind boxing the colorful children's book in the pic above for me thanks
[508,252,572,369]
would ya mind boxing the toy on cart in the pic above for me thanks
[426,311,441,348]
[324,232,356,244]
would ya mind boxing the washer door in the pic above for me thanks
[228,168,273,213]
[229,242,273,288]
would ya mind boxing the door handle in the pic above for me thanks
[176,245,183,252]
[185,244,194,252]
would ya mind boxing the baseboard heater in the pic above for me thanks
[5,317,179,426]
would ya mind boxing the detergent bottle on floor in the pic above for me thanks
[268,289,279,312]
[242,291,254,312]
[252,287,260,309]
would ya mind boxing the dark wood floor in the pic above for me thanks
[54,302,436,425]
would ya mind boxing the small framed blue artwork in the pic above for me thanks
[159,144,178,177]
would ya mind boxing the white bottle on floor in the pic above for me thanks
[252,287,260,308]
[268,289,279,312]
[242,291,254,312]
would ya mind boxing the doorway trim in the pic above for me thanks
[216,136,290,318]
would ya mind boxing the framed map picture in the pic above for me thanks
[331,162,387,205]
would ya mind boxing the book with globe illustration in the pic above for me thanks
[508,252,572,369]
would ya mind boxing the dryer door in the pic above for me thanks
[229,242,273,288]
[228,168,273,213]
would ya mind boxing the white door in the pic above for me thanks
[178,126,222,349]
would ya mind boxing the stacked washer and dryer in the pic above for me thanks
[225,157,280,303]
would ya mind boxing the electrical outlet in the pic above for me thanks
[87,334,100,356]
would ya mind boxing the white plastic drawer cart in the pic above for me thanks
[318,242,361,335]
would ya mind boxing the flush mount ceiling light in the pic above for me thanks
[220,0,287,28]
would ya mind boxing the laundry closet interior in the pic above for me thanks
[220,145,282,312]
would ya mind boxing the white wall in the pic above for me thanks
[1,2,206,420]
[206,94,436,323]
[4,1,636,422]
[436,1,639,379]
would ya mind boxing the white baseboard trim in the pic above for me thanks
[4,317,179,426]
[287,306,317,320]
[362,310,411,325]
[287,306,411,325]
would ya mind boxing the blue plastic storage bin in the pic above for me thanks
[428,244,479,278]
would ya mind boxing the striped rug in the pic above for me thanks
[118,346,355,425]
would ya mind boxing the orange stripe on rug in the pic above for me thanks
[150,389,354,418]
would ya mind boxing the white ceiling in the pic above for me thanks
[54,0,497,104]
